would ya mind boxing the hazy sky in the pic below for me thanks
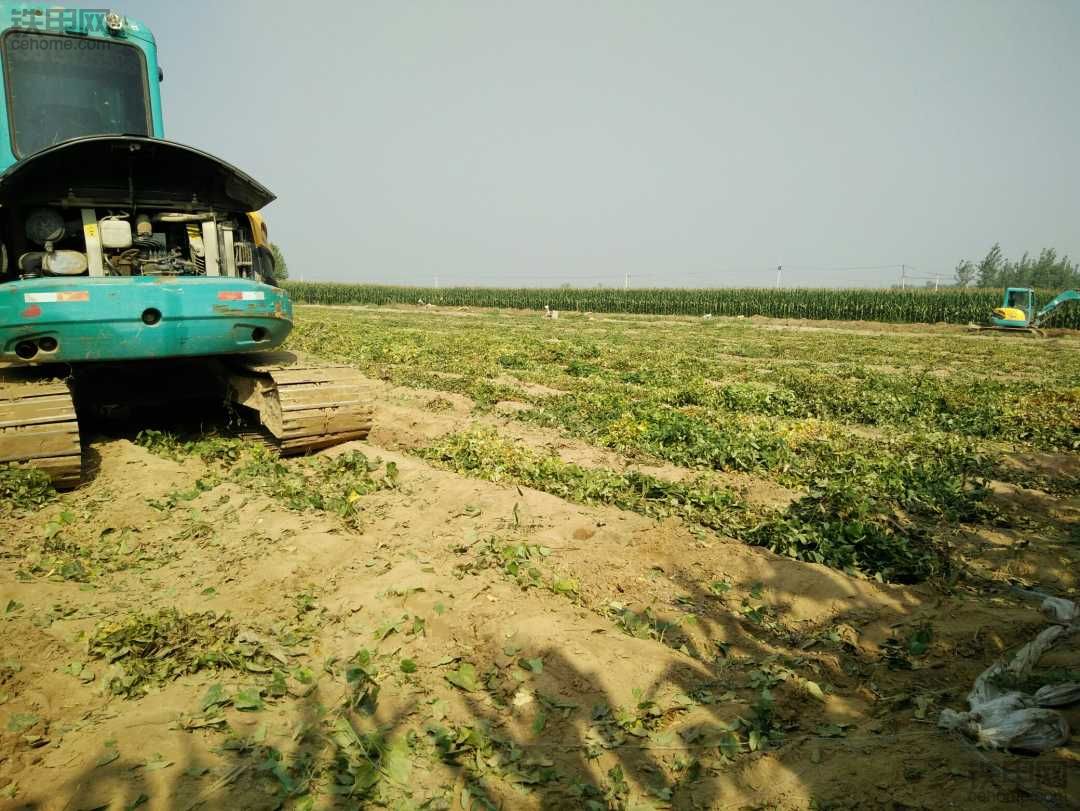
[140,0,1079,288]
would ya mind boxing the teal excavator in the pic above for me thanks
[0,5,371,487]
[971,287,1080,336]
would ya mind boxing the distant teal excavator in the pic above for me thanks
[971,287,1080,336]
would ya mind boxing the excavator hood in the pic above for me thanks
[993,307,1028,323]
[0,135,275,212]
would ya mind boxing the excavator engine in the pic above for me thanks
[14,208,274,282]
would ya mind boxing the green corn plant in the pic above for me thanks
[280,283,1080,328]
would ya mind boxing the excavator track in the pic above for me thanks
[0,366,82,489]
[223,351,373,454]
[966,323,1045,337]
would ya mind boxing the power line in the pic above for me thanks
[781,263,903,272]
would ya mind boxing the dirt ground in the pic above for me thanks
[1,312,1078,810]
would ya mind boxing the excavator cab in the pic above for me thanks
[991,287,1034,328]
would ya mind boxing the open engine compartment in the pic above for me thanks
[0,134,278,285]
[11,206,274,282]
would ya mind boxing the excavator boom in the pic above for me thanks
[1032,290,1079,327]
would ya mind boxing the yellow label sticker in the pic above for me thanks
[84,224,97,237]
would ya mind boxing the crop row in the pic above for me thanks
[282,283,1080,328]
[287,310,1079,451]
[422,427,967,582]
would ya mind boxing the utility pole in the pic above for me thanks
[900,264,907,289]
[775,264,782,289]
[934,272,940,290]
[624,272,630,290]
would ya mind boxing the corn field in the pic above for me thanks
[281,283,1080,328]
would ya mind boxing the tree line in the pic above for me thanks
[269,243,288,280]
[954,243,1079,289]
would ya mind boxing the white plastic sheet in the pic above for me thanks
[938,596,1078,752]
